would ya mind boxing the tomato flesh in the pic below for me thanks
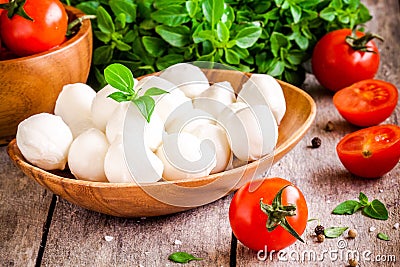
[312,29,380,92]
[333,80,398,127]
[336,125,400,178]
[229,178,308,251]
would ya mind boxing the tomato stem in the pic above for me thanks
[345,27,384,53]
[0,0,33,21]
[260,185,305,243]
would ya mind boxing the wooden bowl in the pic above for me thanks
[0,5,92,145]
[7,69,316,217]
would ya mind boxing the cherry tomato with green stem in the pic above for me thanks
[336,124,400,178]
[229,177,308,252]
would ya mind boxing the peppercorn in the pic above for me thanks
[348,229,358,239]
[324,121,335,132]
[311,137,321,148]
[317,234,325,242]
[315,225,325,235]
[349,258,358,267]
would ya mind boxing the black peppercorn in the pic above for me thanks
[311,137,321,148]
[324,121,334,132]
[315,225,325,235]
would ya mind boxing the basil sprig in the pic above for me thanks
[332,192,388,220]
[168,252,203,264]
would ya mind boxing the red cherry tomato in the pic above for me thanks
[229,177,308,252]
[336,125,400,178]
[312,29,380,92]
[333,79,398,127]
[0,0,68,57]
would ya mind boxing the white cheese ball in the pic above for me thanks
[104,139,163,183]
[218,103,278,162]
[237,74,286,125]
[54,83,96,138]
[68,128,109,182]
[159,63,210,98]
[156,132,216,181]
[193,81,236,118]
[165,106,215,134]
[136,75,178,94]
[153,92,193,125]
[16,113,73,170]
[188,124,231,174]
[91,84,121,132]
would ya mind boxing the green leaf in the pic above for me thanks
[133,96,155,122]
[143,87,169,96]
[107,92,131,102]
[114,40,132,51]
[168,252,203,264]
[324,227,349,238]
[270,32,289,57]
[235,26,262,49]
[202,0,224,28]
[109,0,137,23]
[93,46,113,65]
[363,199,389,220]
[224,48,240,64]
[377,232,390,241]
[151,5,190,26]
[104,63,135,93]
[217,21,229,43]
[142,36,166,57]
[320,7,336,22]
[358,192,369,206]
[268,59,285,77]
[332,200,362,215]
[156,54,184,70]
[155,25,191,47]
[76,1,100,15]
[290,3,302,23]
[96,6,115,34]
[95,31,111,44]
[185,0,199,18]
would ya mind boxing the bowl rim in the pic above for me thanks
[0,5,91,64]
[7,74,316,189]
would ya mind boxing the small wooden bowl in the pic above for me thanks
[7,69,316,218]
[0,5,92,145]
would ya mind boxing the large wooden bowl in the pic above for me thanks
[7,69,316,217]
[0,5,92,145]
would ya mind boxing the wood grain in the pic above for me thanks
[0,6,92,145]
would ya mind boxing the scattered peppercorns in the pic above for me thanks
[348,229,358,239]
[349,258,358,267]
[324,121,335,132]
[311,137,321,148]
[315,225,325,236]
[317,234,325,242]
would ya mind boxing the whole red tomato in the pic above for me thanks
[0,0,68,57]
[333,79,398,127]
[336,124,400,178]
[229,177,308,252]
[312,29,381,92]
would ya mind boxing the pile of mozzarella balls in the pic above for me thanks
[16,63,286,184]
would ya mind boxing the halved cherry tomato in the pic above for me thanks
[229,177,308,252]
[333,79,398,127]
[336,124,400,178]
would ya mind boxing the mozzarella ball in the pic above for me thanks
[237,74,286,124]
[54,83,96,138]
[153,92,193,124]
[91,84,121,132]
[156,132,216,181]
[159,63,210,98]
[165,106,215,134]
[136,75,180,94]
[105,102,130,144]
[68,128,109,182]
[218,103,278,161]
[193,81,236,118]
[188,124,231,174]
[16,113,73,170]
[104,139,163,183]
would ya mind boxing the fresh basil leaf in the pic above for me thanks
[151,5,190,26]
[104,63,135,93]
[93,45,113,65]
[270,32,289,57]
[359,192,369,206]
[142,36,166,57]
[168,252,203,264]
[222,5,234,29]
[95,31,111,44]
[268,59,285,77]
[143,87,169,96]
[156,54,184,70]
[217,21,229,43]
[154,0,186,9]
[107,92,131,102]
[324,227,349,238]
[109,0,137,23]
[290,3,302,23]
[330,0,343,9]
[377,232,390,241]
[114,40,132,51]
[235,26,262,49]
[155,25,191,47]
[133,96,155,122]
[185,0,199,18]
[96,6,115,34]
[224,48,240,64]
[363,199,389,220]
[332,200,362,215]
[202,0,224,28]
[320,7,336,21]
[76,1,99,15]
[193,30,216,44]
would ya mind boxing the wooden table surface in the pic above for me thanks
[1,0,399,266]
